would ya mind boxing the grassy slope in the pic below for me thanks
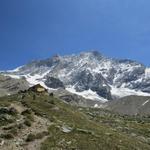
[0,92,150,150]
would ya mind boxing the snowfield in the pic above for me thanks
[2,51,150,102]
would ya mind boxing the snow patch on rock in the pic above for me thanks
[142,100,150,106]
[111,86,150,98]
[66,86,108,102]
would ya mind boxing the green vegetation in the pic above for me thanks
[26,131,49,142]
[80,108,150,145]
[0,91,150,149]
[22,108,34,127]
[0,133,14,139]
[24,119,32,127]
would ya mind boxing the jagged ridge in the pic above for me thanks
[2,51,150,101]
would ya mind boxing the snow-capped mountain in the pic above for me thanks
[2,51,150,102]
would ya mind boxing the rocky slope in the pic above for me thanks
[0,75,29,97]
[0,88,150,149]
[53,88,104,107]
[2,51,150,102]
[105,95,150,115]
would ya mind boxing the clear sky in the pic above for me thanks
[1,0,150,70]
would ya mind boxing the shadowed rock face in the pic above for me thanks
[72,70,112,100]
[45,77,65,89]
[0,75,29,96]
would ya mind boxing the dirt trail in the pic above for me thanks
[1,103,51,150]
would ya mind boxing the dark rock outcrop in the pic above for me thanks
[45,77,65,89]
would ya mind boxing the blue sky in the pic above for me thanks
[1,0,150,70]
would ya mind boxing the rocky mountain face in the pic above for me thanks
[45,77,65,89]
[52,88,104,107]
[2,51,150,101]
[105,95,150,115]
[0,75,29,97]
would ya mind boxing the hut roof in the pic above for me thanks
[28,84,47,93]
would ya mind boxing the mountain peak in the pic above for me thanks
[52,54,60,58]
[78,50,104,61]
[79,50,102,56]
[2,50,150,102]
